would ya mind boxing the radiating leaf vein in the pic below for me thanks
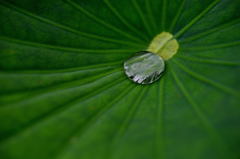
[177,55,240,66]
[169,0,186,32]
[0,36,137,54]
[0,73,125,141]
[174,0,221,38]
[180,19,240,43]
[171,68,228,153]
[0,1,142,47]
[173,59,240,98]
[103,0,149,41]
[155,78,165,159]
[64,0,145,43]
[55,83,135,159]
[131,0,153,36]
[181,41,240,51]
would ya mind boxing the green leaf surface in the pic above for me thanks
[0,0,240,159]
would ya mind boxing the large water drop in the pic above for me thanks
[124,51,165,84]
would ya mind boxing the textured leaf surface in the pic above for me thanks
[0,0,240,159]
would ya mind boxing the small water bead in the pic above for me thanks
[124,51,165,84]
[123,32,179,85]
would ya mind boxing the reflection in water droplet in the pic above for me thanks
[124,51,165,84]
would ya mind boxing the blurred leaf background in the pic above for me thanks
[0,0,240,159]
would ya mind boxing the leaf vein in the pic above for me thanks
[0,72,125,141]
[0,1,142,47]
[64,0,145,43]
[174,0,221,38]
[173,59,240,98]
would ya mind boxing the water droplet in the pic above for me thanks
[124,51,165,84]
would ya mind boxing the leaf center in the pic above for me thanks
[147,32,179,60]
